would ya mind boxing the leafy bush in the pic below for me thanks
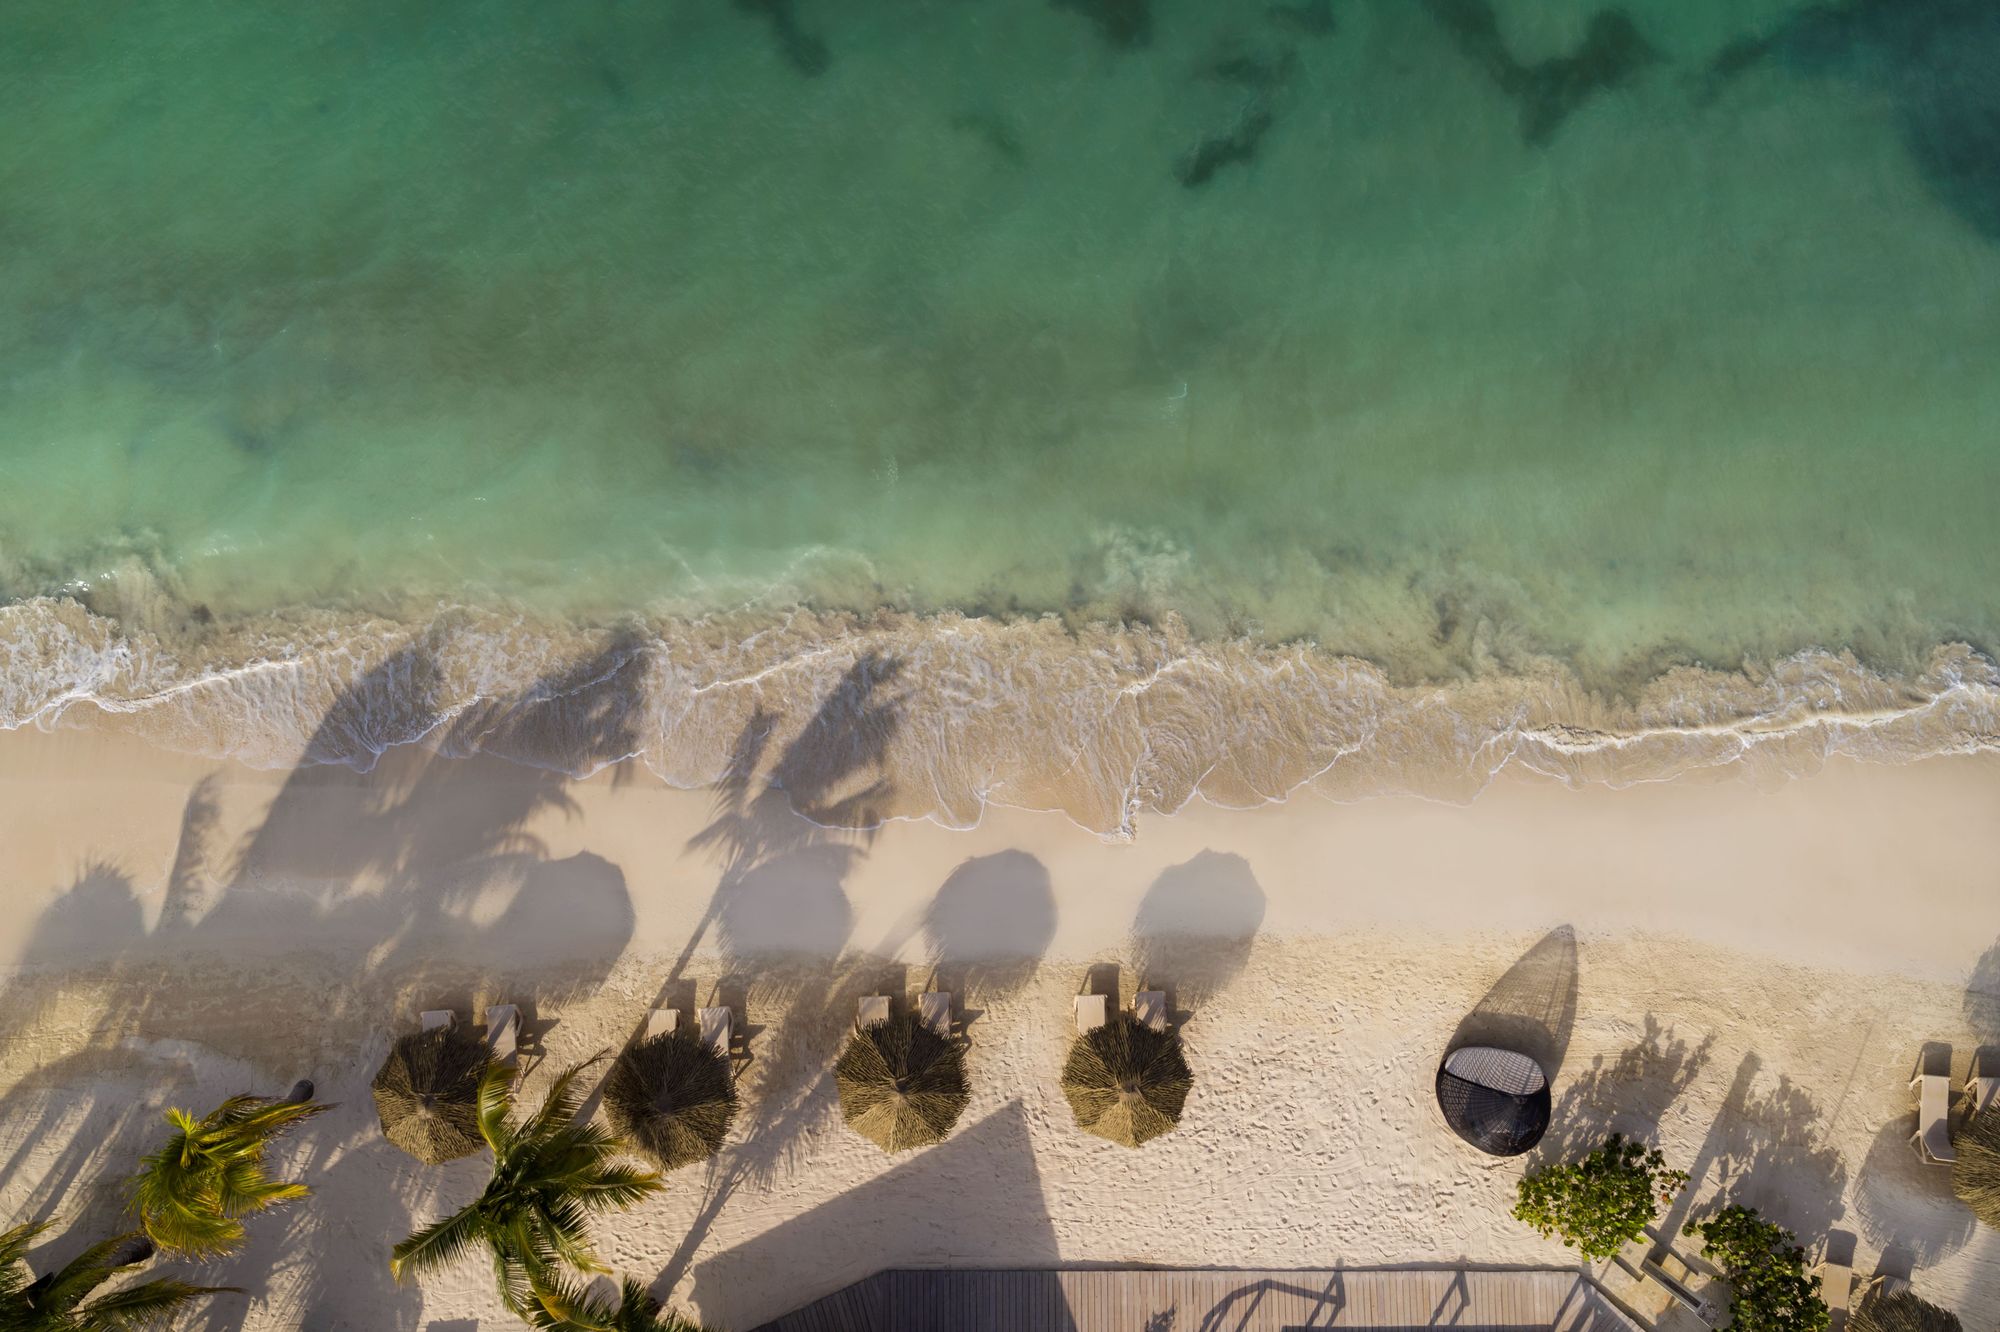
[1688,1205,1830,1332]
[1513,1133,1688,1261]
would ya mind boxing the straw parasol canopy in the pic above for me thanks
[1061,1011,1192,1148]
[834,1011,969,1153]
[602,1027,738,1171]
[372,1025,493,1164]
[1951,1104,2000,1231]
[1850,1285,1964,1332]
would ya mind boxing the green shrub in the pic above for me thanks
[1688,1205,1830,1332]
[1513,1134,1688,1261]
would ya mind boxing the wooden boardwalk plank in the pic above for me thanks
[753,1267,1648,1332]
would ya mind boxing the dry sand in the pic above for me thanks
[1,726,1997,1330]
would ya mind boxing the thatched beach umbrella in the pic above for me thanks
[834,1011,968,1153]
[1951,1105,2000,1231]
[372,1025,492,1164]
[603,1028,738,1171]
[1851,1286,1963,1332]
[1061,1011,1192,1148]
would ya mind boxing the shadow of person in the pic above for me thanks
[1130,850,1267,1013]
[1447,926,1579,1079]
[924,851,1057,1002]
[1534,1015,1714,1164]
[1851,1115,1976,1266]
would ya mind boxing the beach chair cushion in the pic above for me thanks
[1911,1073,1954,1163]
[646,1008,679,1038]
[1818,1261,1853,1315]
[1134,990,1167,1032]
[420,1010,454,1031]
[1969,1075,1999,1118]
[699,1006,733,1058]
[1075,993,1107,1033]
[485,1005,520,1063]
[857,995,891,1029]
[918,991,952,1036]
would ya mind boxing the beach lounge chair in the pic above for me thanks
[699,1006,733,1060]
[1968,1054,1998,1119]
[857,995,891,1030]
[918,991,952,1037]
[1817,1259,1854,1324]
[420,1009,455,1031]
[485,1005,520,1064]
[1640,1256,1722,1327]
[1075,993,1107,1033]
[1134,990,1167,1033]
[1911,1059,1955,1164]
[646,1008,680,1039]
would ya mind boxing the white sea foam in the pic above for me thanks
[5,595,1997,838]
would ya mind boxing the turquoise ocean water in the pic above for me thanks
[3,0,1999,830]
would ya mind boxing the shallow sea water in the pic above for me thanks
[3,0,1999,827]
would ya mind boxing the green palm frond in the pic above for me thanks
[476,1061,519,1154]
[1,1220,54,1301]
[393,1055,658,1313]
[526,1272,716,1332]
[30,1233,146,1313]
[72,1276,240,1332]
[520,1056,607,1144]
[389,1207,488,1283]
[130,1092,327,1257]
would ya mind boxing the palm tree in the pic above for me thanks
[524,1272,713,1331]
[129,1084,329,1257]
[389,1057,662,1315]
[0,1221,236,1330]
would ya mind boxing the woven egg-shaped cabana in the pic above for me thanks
[1435,1045,1549,1157]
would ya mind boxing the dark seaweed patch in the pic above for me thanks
[1176,109,1276,189]
[733,0,831,78]
[1424,0,1660,147]
[1203,50,1299,92]
[1051,0,1152,52]
[949,111,1027,166]
[1702,0,2000,241]
[1266,0,1337,38]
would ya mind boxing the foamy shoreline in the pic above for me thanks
[6,594,2000,839]
[1,725,1998,1328]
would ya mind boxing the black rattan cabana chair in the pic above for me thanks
[1436,1045,1550,1156]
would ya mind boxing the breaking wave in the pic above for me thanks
[4,592,1998,838]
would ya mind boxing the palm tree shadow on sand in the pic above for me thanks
[641,654,909,1299]
[0,632,657,1331]
[1446,925,1579,1079]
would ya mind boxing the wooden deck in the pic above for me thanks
[752,1266,1646,1332]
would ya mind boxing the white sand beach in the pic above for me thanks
[2,726,1997,1329]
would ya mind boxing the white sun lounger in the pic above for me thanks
[1817,1259,1854,1320]
[918,991,952,1037]
[1134,990,1167,1033]
[485,1005,520,1064]
[1968,1063,1999,1119]
[420,1009,455,1032]
[1911,1062,1955,1164]
[1075,993,1107,1033]
[646,1008,680,1039]
[857,995,891,1030]
[699,1006,733,1059]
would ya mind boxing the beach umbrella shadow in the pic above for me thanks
[923,851,1056,1001]
[1852,1115,1976,1266]
[1130,851,1267,1013]
[1447,925,1579,1079]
